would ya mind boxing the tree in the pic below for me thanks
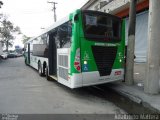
[22,35,31,44]
[0,14,21,51]
[0,1,3,8]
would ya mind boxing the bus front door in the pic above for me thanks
[48,33,57,79]
[28,43,30,64]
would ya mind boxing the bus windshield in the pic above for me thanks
[83,11,121,42]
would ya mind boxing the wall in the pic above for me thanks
[84,0,130,13]
[125,11,149,62]
[101,0,129,13]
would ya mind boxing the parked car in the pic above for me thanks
[7,52,18,58]
[16,53,23,57]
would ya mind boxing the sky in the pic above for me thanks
[0,0,88,48]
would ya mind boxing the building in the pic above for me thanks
[82,0,149,62]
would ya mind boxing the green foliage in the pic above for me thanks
[0,14,21,51]
[22,35,31,44]
[0,1,3,8]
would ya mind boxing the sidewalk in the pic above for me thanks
[108,63,160,113]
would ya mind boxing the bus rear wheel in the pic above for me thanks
[45,66,50,80]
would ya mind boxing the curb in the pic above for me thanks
[108,84,160,114]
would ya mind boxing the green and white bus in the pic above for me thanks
[24,9,125,88]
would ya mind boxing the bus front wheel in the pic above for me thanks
[38,62,43,76]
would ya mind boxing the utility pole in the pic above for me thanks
[47,1,58,22]
[125,0,137,85]
[144,0,160,94]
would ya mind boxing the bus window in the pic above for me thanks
[41,34,48,45]
[57,21,72,48]
[83,12,121,42]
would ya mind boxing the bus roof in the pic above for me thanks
[25,9,82,44]
[26,16,70,44]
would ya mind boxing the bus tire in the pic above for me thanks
[38,62,43,76]
[45,66,50,81]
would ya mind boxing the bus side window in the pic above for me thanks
[68,21,72,37]
[57,21,72,48]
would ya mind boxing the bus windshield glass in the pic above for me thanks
[83,11,121,42]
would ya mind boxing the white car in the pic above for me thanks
[1,52,8,59]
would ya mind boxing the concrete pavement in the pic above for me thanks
[107,63,160,113]
[0,57,125,114]
[1,57,158,115]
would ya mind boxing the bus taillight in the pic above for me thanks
[74,61,81,71]
[74,48,81,72]
[76,66,81,71]
[74,62,79,66]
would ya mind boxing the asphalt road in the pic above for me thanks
[0,57,125,114]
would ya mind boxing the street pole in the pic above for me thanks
[144,0,160,94]
[125,0,137,85]
[48,1,58,22]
